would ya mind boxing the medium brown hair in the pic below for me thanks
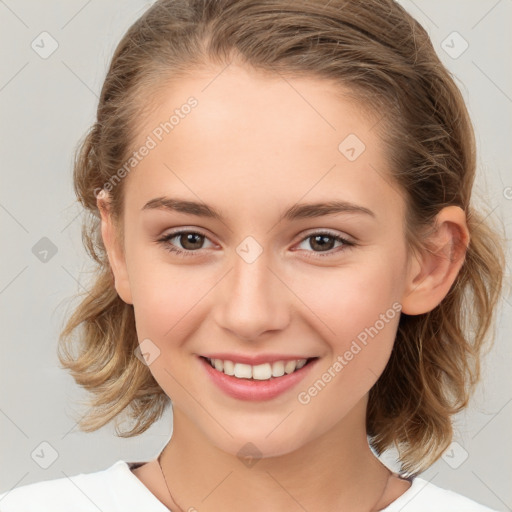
[58,0,506,475]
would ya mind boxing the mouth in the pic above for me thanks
[199,354,319,401]
[200,356,318,381]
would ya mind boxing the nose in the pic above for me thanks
[213,248,290,341]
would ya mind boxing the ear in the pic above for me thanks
[97,190,133,305]
[401,205,470,315]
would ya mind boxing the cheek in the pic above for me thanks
[124,241,203,340]
[292,253,405,390]
[130,269,206,342]
[293,253,405,341]
[295,292,402,426]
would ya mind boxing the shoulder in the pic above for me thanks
[0,460,168,512]
[383,477,498,512]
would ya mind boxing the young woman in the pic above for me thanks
[0,0,505,510]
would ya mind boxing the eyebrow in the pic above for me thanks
[141,196,376,222]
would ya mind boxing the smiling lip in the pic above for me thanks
[200,353,315,365]
[199,355,318,401]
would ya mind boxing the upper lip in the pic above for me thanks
[200,353,316,365]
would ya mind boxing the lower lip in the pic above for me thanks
[199,357,318,401]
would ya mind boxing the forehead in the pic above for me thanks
[123,64,404,224]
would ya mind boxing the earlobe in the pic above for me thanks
[400,206,470,315]
[97,192,133,305]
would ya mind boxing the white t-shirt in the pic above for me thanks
[0,460,497,511]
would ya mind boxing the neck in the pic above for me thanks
[158,399,393,512]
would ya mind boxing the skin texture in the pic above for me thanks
[98,63,470,511]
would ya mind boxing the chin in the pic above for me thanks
[206,425,312,462]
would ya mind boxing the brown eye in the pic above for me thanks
[177,232,205,250]
[296,232,355,258]
[309,234,337,252]
[157,230,215,257]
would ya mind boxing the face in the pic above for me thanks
[103,64,416,458]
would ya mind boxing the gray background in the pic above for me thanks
[1,0,511,509]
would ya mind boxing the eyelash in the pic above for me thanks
[156,230,356,259]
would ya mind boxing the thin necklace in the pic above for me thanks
[157,451,185,512]
[157,452,393,512]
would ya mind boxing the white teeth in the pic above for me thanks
[206,357,311,380]
[223,359,235,376]
[271,361,285,377]
[296,359,307,369]
[252,363,272,380]
[284,360,297,374]
[234,363,252,379]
